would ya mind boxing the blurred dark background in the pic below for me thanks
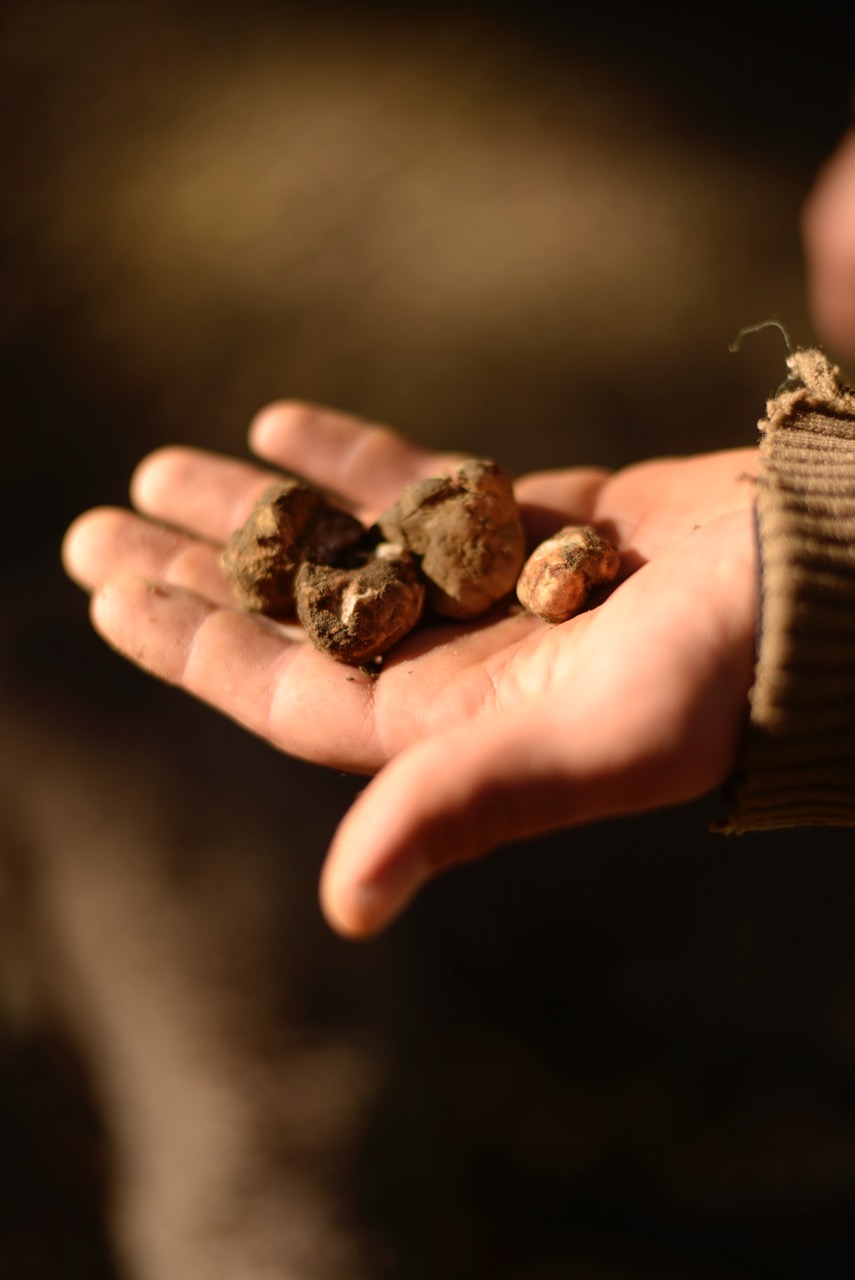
[2,2,855,1277]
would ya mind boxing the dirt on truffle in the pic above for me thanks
[295,548,426,665]
[222,457,529,661]
[516,524,620,624]
[222,479,364,618]
[378,458,526,620]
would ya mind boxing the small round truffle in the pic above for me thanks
[516,524,620,624]
[295,545,426,665]
[222,478,363,617]
[378,457,525,619]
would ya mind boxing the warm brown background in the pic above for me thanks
[2,3,855,1277]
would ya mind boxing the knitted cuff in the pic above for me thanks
[720,348,855,831]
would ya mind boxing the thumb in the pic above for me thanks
[318,698,652,939]
[319,509,756,938]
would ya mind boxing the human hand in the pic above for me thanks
[62,405,758,936]
[803,123,855,362]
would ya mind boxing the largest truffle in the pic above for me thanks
[377,458,525,619]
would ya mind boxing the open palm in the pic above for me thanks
[63,403,758,935]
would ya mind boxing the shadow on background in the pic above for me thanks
[2,2,855,1277]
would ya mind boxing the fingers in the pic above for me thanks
[130,448,284,543]
[248,401,466,519]
[89,575,383,769]
[72,444,755,612]
[123,406,469,550]
[62,507,233,602]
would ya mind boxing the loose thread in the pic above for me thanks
[728,318,794,355]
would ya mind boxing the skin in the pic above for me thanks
[802,124,855,366]
[62,126,855,940]
[62,417,758,936]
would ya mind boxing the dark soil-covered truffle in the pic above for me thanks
[294,547,426,664]
[377,458,525,619]
[222,478,363,617]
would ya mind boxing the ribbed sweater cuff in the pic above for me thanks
[720,348,855,831]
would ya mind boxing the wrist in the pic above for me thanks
[720,349,855,830]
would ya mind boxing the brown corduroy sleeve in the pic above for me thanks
[720,348,855,831]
